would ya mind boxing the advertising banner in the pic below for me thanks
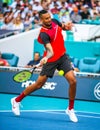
[0,67,100,102]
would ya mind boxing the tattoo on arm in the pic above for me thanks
[45,43,54,59]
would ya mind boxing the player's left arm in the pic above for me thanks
[62,21,73,31]
[52,19,73,31]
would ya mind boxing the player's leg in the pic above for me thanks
[57,54,78,122]
[11,75,48,116]
[23,75,48,95]
[11,62,57,116]
[64,68,78,122]
[65,70,77,108]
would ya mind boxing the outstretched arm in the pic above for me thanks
[62,21,73,31]
[40,43,54,65]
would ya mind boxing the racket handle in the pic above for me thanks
[31,63,41,73]
[35,63,41,68]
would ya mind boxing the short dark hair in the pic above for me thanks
[38,10,48,18]
[34,52,40,56]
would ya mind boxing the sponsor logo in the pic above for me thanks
[21,80,57,90]
[94,82,100,100]
[22,80,35,88]
[42,82,57,90]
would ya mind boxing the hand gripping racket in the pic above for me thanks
[13,63,40,83]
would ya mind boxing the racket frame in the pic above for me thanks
[13,63,40,83]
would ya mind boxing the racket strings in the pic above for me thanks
[13,71,32,82]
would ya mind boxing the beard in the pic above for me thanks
[43,21,52,28]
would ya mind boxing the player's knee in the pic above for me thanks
[69,78,77,86]
[35,81,45,89]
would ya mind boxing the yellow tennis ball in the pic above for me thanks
[58,70,64,76]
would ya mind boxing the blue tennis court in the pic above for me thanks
[0,93,100,130]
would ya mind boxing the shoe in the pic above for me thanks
[11,97,20,116]
[65,108,78,122]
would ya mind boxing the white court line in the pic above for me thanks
[77,114,100,119]
[0,109,100,114]
[0,110,100,119]
[76,110,100,115]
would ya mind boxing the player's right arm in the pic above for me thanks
[40,43,54,65]
[39,31,54,65]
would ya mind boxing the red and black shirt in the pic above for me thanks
[38,19,66,62]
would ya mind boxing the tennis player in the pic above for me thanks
[11,10,78,122]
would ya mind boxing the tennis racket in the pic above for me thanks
[13,63,40,83]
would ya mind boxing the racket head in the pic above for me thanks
[13,70,32,83]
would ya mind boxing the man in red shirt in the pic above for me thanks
[11,10,78,122]
[0,52,10,66]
